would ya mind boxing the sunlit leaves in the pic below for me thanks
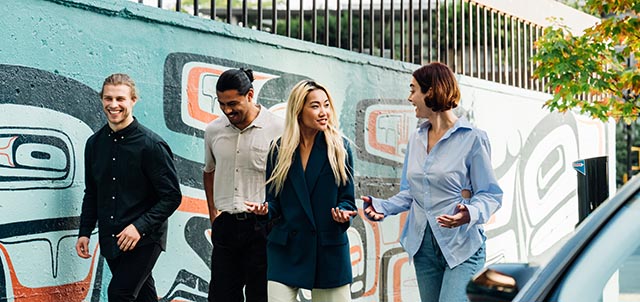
[532,0,640,123]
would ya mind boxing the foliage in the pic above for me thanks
[532,0,640,123]
[616,121,640,186]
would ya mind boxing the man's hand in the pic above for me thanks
[245,201,269,215]
[76,236,91,259]
[116,224,141,251]
[331,207,357,223]
[209,209,220,224]
[436,204,471,228]
[361,196,384,221]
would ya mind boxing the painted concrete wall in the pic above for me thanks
[0,0,615,301]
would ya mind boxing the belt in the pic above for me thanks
[225,212,255,221]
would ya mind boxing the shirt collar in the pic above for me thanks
[251,105,270,128]
[108,117,139,139]
[418,116,472,134]
[226,105,268,130]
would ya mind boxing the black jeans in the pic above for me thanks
[209,212,268,302]
[106,243,162,302]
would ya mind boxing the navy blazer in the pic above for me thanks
[265,132,356,289]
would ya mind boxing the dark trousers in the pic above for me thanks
[106,243,163,302]
[209,212,267,302]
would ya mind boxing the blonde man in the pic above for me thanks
[76,73,182,301]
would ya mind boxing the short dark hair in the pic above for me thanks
[412,62,460,112]
[216,68,254,95]
[101,73,138,99]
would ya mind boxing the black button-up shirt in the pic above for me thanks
[79,118,182,259]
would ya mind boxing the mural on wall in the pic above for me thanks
[0,64,105,301]
[487,112,582,262]
[0,0,616,298]
[0,53,606,301]
[159,53,430,301]
[0,51,609,301]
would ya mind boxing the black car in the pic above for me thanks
[468,174,640,302]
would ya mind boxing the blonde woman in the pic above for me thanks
[245,80,357,302]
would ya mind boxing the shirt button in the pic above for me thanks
[114,139,117,142]
[235,169,238,172]
[236,150,240,154]
[234,188,238,191]
[112,177,116,181]
[112,158,116,161]
[110,216,114,219]
[121,136,124,139]
[111,234,115,237]
[112,196,115,199]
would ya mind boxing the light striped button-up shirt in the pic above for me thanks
[204,106,284,214]
[371,117,502,268]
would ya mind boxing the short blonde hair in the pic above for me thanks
[100,73,138,100]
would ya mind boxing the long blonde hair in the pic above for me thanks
[267,80,350,195]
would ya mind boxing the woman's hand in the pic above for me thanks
[436,204,470,228]
[244,201,269,215]
[331,207,357,223]
[361,196,384,221]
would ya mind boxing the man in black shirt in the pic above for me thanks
[75,73,182,302]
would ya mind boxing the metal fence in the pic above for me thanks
[136,0,547,92]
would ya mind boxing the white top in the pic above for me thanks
[203,105,285,214]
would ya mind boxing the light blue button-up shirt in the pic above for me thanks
[370,117,502,268]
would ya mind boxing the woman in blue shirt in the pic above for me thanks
[362,62,502,302]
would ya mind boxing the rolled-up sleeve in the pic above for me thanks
[466,134,502,227]
[367,142,413,220]
[203,125,216,173]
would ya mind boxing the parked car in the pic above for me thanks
[467,174,640,302]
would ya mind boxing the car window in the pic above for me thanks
[553,192,640,302]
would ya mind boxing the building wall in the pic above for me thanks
[475,0,599,34]
[0,0,614,301]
